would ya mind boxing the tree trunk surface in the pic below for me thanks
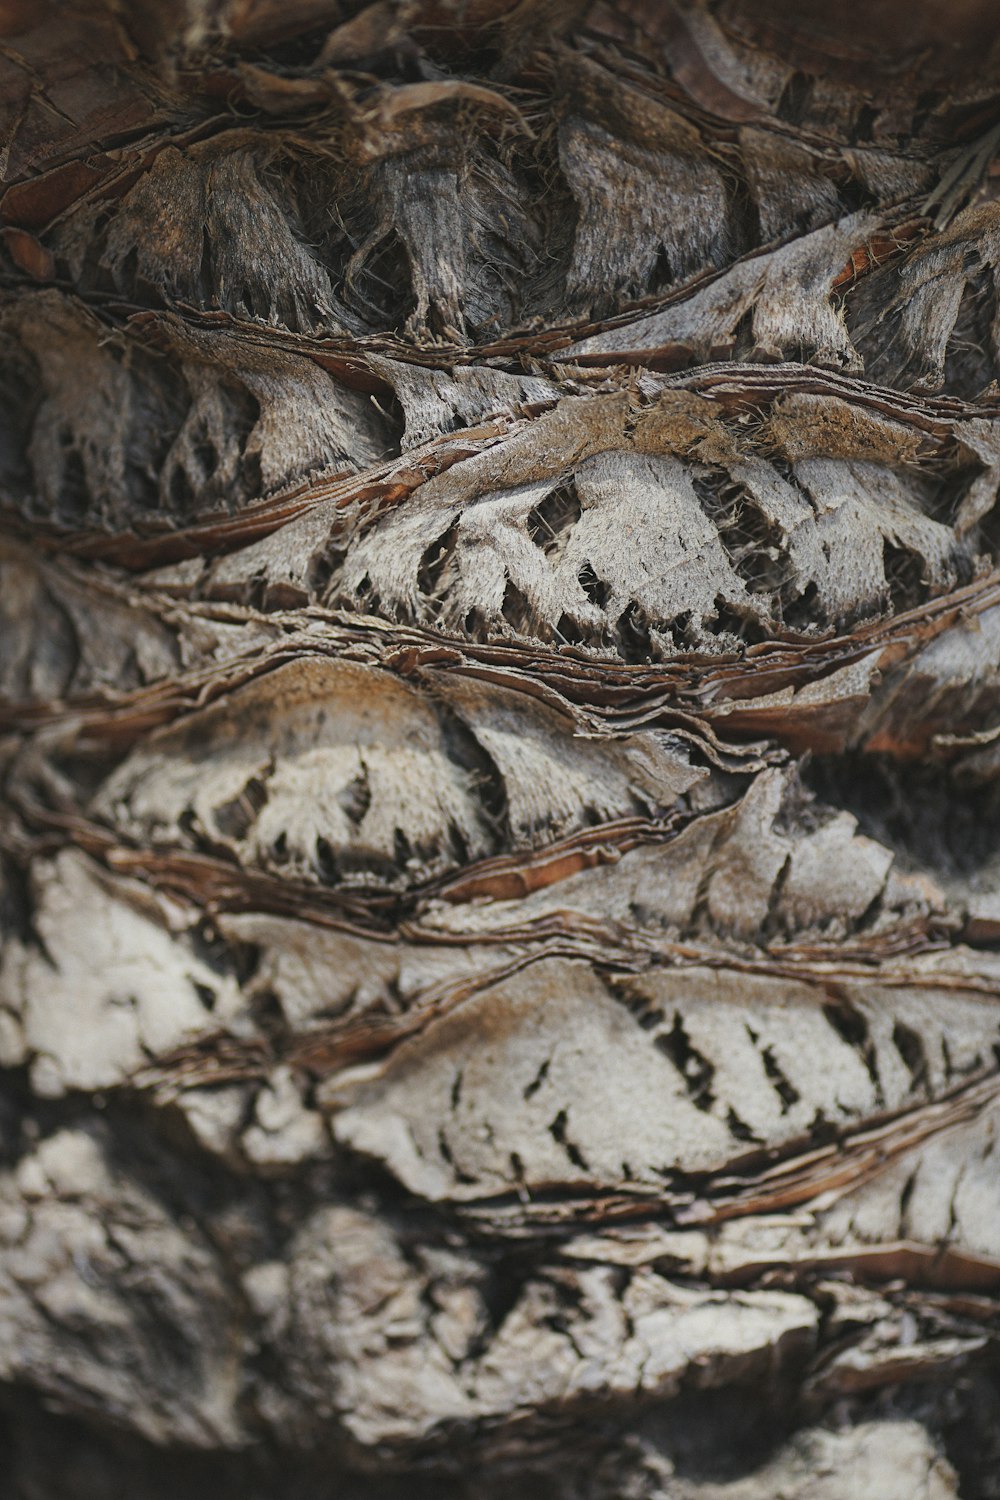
[3,1,1000,1494]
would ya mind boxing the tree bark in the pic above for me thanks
[3,1,1000,1494]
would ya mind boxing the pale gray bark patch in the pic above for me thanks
[0,1125,242,1447]
[53,141,345,333]
[89,653,703,888]
[850,202,1000,393]
[564,212,881,368]
[0,293,398,528]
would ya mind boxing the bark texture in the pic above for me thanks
[3,1,1000,1494]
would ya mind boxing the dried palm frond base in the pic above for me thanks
[3,1,1000,1496]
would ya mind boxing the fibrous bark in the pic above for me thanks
[3,1,1000,1495]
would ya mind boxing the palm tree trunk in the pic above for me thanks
[3,1,1000,1494]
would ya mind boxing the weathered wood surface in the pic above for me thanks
[3,2,1000,1494]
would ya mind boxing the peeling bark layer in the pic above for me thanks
[3,1,1000,1495]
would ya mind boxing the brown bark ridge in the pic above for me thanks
[2,1,1000,1494]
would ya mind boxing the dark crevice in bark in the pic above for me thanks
[806,754,1000,881]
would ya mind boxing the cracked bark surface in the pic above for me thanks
[3,1,1000,1495]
